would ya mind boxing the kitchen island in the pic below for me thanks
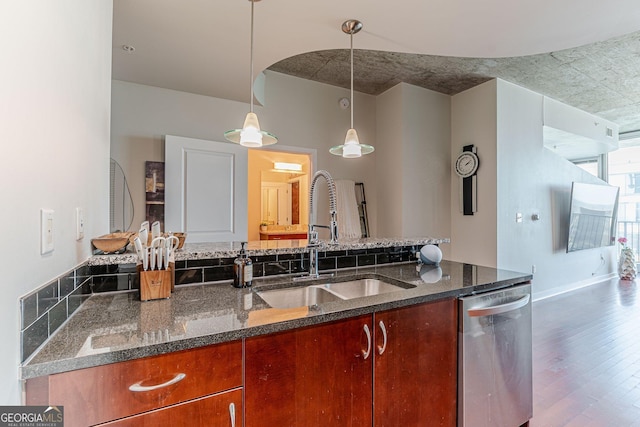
[22,239,532,427]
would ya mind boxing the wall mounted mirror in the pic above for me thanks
[110,158,134,232]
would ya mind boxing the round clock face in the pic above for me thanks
[455,152,479,178]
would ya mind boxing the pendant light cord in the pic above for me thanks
[249,0,255,113]
[350,32,354,129]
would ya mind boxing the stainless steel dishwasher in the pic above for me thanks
[459,283,532,427]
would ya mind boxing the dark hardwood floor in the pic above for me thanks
[530,278,640,426]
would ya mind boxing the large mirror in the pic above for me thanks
[109,158,134,233]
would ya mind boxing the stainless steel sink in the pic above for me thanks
[257,285,343,309]
[256,278,413,309]
[324,279,407,299]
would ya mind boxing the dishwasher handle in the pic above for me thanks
[467,294,530,317]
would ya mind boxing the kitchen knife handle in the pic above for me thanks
[362,324,372,360]
[128,372,186,392]
[377,320,387,355]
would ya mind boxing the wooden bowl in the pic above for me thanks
[92,232,133,254]
[171,232,186,249]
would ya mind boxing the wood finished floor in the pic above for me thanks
[530,278,640,427]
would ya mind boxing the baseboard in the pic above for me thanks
[532,272,618,302]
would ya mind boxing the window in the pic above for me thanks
[573,158,600,178]
[608,137,640,257]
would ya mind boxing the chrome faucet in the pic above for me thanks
[307,170,338,278]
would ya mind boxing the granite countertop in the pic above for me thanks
[88,237,450,266]
[21,259,531,380]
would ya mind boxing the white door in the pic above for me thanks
[261,182,291,225]
[165,135,248,243]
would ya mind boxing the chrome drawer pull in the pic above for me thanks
[229,402,236,427]
[363,324,372,359]
[378,320,387,355]
[128,372,186,392]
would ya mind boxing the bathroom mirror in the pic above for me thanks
[110,158,134,232]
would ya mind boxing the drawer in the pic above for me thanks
[48,340,242,427]
[97,388,242,427]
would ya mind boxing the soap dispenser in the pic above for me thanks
[233,242,253,288]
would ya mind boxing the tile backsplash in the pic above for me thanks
[20,245,418,362]
[20,265,92,362]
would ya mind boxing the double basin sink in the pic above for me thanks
[256,278,415,309]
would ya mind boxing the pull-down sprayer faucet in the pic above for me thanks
[307,170,338,278]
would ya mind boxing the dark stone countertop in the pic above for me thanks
[20,260,531,380]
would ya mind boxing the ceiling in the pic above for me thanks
[112,0,640,133]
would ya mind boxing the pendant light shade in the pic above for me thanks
[224,0,277,147]
[225,112,277,147]
[330,19,374,158]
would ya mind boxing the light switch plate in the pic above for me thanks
[76,207,84,240]
[41,209,54,254]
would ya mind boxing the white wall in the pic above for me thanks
[450,80,498,266]
[376,85,405,237]
[450,78,617,298]
[495,79,616,298]
[0,1,112,404]
[376,83,451,255]
[401,84,451,243]
[111,71,378,239]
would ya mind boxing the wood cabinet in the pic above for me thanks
[244,298,457,427]
[97,389,242,427]
[245,315,373,426]
[374,299,458,427]
[26,299,457,426]
[26,340,242,427]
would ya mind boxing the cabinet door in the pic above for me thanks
[374,299,457,427]
[97,388,242,427]
[245,315,373,427]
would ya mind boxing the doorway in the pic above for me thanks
[247,149,311,241]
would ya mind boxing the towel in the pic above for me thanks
[335,179,362,239]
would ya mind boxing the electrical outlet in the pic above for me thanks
[76,207,85,240]
[41,209,54,254]
[532,264,536,274]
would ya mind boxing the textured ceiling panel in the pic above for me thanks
[269,31,640,133]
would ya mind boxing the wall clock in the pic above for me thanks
[455,145,479,215]
[455,151,479,178]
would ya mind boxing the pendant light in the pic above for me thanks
[330,19,374,158]
[224,0,277,147]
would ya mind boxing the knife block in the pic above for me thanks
[139,265,173,301]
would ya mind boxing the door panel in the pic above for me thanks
[375,300,457,427]
[165,135,247,242]
[245,316,373,427]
